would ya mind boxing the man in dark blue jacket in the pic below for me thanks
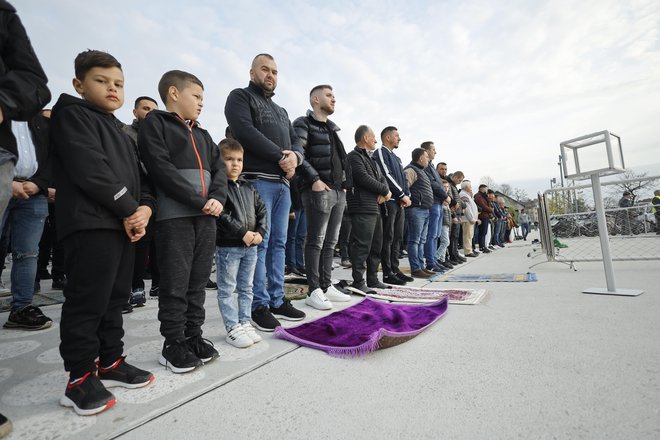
[225,54,309,331]
[373,126,412,286]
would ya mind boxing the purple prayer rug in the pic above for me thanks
[274,297,448,357]
[430,272,538,282]
[348,285,488,305]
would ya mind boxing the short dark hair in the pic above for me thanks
[380,126,397,141]
[355,125,370,144]
[158,70,204,104]
[479,184,488,190]
[74,50,121,80]
[438,162,447,166]
[441,179,449,184]
[219,138,243,156]
[420,141,434,150]
[251,53,275,69]
[487,189,495,195]
[412,148,427,163]
[310,84,332,97]
[133,96,158,109]
[452,170,464,179]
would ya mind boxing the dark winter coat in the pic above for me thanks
[216,177,267,248]
[346,146,389,214]
[50,94,154,239]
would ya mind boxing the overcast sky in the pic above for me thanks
[17,0,660,195]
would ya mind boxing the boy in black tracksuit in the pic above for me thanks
[51,50,155,416]
[138,70,227,374]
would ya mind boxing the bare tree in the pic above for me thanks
[511,187,530,202]
[480,175,497,188]
[608,170,659,203]
[499,183,513,196]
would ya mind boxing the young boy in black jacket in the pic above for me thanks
[215,138,266,348]
[138,70,227,373]
[51,50,155,416]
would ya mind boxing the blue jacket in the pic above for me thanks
[373,146,409,201]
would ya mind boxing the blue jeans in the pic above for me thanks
[250,179,290,310]
[406,207,429,272]
[435,224,450,263]
[521,223,530,240]
[216,246,257,331]
[285,207,306,269]
[424,203,442,268]
[1,194,48,310]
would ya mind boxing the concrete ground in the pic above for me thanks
[1,231,658,439]
[118,232,659,440]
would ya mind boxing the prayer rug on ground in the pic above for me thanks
[347,285,488,305]
[284,283,308,300]
[274,297,448,357]
[431,272,538,282]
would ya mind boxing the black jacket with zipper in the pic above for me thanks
[138,110,227,221]
[345,146,389,215]
[50,93,155,239]
[216,177,267,247]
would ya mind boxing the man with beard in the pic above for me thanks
[225,54,307,331]
[292,85,350,310]
[373,126,412,286]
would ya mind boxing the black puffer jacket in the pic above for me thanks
[292,110,346,190]
[216,177,267,248]
[0,1,50,157]
[345,146,389,215]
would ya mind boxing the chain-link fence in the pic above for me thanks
[534,174,660,265]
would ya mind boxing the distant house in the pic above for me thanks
[493,191,539,223]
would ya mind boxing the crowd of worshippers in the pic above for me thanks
[284,125,529,297]
[0,15,531,419]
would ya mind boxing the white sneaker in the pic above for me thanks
[324,285,351,302]
[305,288,332,310]
[241,322,262,343]
[225,325,254,348]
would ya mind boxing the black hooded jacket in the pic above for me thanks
[138,110,227,221]
[50,93,155,239]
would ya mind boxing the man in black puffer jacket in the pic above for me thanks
[345,125,390,294]
[292,85,350,310]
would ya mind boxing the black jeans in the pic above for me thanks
[380,201,404,276]
[302,189,346,292]
[132,216,156,290]
[349,212,383,285]
[476,218,490,250]
[37,203,65,279]
[156,216,215,343]
[60,229,133,378]
[449,222,461,260]
[338,210,352,260]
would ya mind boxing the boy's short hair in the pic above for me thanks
[134,96,158,108]
[219,138,243,156]
[74,50,121,80]
[158,70,204,104]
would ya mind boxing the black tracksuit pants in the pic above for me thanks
[156,216,215,343]
[59,229,134,378]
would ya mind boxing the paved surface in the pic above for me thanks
[2,231,659,439]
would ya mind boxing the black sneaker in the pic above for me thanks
[3,305,52,330]
[395,272,415,283]
[271,299,305,321]
[159,340,202,374]
[60,372,116,416]
[98,356,154,389]
[130,288,146,307]
[383,275,406,286]
[206,279,217,290]
[367,280,392,289]
[122,302,133,314]
[350,281,376,295]
[0,412,13,438]
[52,276,67,290]
[251,305,281,332]
[186,335,219,363]
[149,286,159,297]
[441,261,454,269]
